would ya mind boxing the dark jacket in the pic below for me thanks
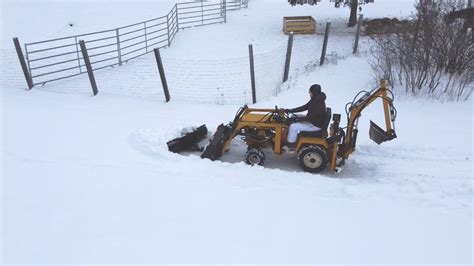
[290,92,327,128]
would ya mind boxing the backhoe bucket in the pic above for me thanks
[369,120,397,145]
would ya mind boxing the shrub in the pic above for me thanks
[370,0,473,101]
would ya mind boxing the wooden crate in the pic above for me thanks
[283,16,316,34]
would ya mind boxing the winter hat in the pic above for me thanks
[309,84,322,94]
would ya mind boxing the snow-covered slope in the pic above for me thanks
[1,0,472,264]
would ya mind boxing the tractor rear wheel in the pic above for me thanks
[297,145,327,173]
[245,147,265,166]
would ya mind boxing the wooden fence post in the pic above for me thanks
[248,44,257,104]
[283,33,294,83]
[79,40,99,96]
[12,37,33,90]
[320,21,331,66]
[154,48,171,102]
[353,14,364,54]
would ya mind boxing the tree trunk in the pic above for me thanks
[348,0,358,27]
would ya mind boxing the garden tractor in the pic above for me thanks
[168,80,397,173]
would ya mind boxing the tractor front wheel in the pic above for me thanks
[297,145,327,173]
[245,147,265,166]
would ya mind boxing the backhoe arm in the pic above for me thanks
[341,80,397,159]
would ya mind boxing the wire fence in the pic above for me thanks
[21,0,248,87]
[9,4,369,105]
[159,35,360,104]
[10,33,360,105]
[157,43,287,104]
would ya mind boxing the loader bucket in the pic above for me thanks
[167,125,208,153]
[201,124,233,160]
[369,120,397,145]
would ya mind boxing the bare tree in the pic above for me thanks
[348,0,359,27]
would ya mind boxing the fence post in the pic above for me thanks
[154,48,170,102]
[320,21,331,66]
[115,29,122,66]
[13,38,33,90]
[79,40,99,96]
[353,14,364,55]
[248,44,256,104]
[283,33,294,83]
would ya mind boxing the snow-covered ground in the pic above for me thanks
[1,0,473,264]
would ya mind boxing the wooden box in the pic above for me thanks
[283,16,316,34]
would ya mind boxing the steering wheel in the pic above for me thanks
[272,106,299,124]
[272,106,285,122]
[278,108,297,124]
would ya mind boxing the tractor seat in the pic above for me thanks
[298,107,332,138]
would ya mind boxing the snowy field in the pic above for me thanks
[1,0,473,264]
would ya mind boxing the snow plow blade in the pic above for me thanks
[369,120,397,145]
[167,125,208,153]
[201,124,233,161]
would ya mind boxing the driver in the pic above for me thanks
[284,84,327,152]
